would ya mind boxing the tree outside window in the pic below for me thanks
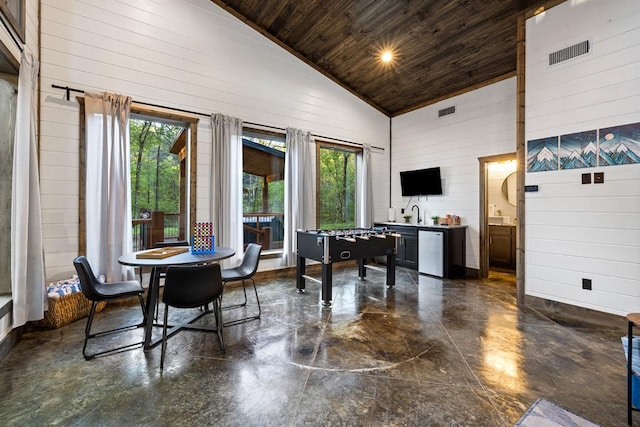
[317,143,358,230]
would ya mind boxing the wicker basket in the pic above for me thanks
[33,292,106,329]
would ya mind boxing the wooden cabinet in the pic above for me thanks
[489,225,516,270]
[394,226,418,269]
[377,224,417,269]
[376,223,466,278]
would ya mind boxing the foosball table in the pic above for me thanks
[296,227,399,306]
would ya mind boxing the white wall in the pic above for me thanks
[39,0,390,279]
[391,79,517,270]
[525,0,640,316]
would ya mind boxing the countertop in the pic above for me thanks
[376,222,467,229]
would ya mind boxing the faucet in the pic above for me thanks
[411,205,421,224]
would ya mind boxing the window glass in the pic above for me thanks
[242,130,285,251]
[129,116,186,250]
[317,143,358,230]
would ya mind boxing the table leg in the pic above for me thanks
[386,249,396,288]
[358,258,366,279]
[321,263,332,306]
[296,255,306,293]
[143,267,161,350]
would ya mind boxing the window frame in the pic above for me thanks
[315,140,361,230]
[241,127,286,256]
[0,0,26,44]
[78,100,199,254]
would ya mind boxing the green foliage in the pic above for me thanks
[130,119,182,217]
[240,136,358,232]
[318,147,356,229]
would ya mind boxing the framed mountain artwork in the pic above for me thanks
[598,122,640,166]
[560,130,597,170]
[527,136,558,172]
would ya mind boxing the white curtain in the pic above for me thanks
[11,50,46,326]
[356,143,373,228]
[282,128,315,267]
[84,92,134,282]
[210,113,244,265]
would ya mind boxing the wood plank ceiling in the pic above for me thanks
[211,0,557,117]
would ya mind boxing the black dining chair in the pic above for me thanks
[221,243,262,326]
[152,240,189,319]
[73,256,147,360]
[160,263,225,370]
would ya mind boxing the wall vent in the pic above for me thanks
[438,105,455,117]
[548,40,590,66]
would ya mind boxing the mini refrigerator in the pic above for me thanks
[418,230,444,277]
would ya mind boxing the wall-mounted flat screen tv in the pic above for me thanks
[400,167,443,196]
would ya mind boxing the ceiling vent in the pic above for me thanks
[438,105,455,117]
[548,40,590,66]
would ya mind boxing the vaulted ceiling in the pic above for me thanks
[211,0,558,117]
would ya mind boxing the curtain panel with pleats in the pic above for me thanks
[356,143,373,228]
[11,50,46,326]
[210,113,244,266]
[84,92,134,282]
[282,128,316,267]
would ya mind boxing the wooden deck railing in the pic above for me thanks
[132,211,180,251]
[243,212,284,250]
[133,212,282,251]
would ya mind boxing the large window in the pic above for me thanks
[78,104,198,256]
[317,142,359,230]
[242,129,285,251]
[0,77,17,296]
[129,116,185,250]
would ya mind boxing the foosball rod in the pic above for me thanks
[301,274,322,285]
[363,264,387,274]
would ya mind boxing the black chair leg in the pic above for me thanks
[82,297,146,360]
[215,298,225,352]
[250,278,261,319]
[221,281,248,310]
[161,305,169,370]
[223,279,261,327]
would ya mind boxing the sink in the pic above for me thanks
[489,216,511,225]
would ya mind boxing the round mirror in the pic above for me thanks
[501,172,517,206]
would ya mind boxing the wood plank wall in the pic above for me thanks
[524,0,640,316]
[391,78,518,271]
[38,0,389,278]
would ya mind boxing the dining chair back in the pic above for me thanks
[151,240,189,319]
[73,256,146,360]
[160,262,225,369]
[220,243,262,326]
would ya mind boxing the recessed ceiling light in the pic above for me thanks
[604,133,614,140]
[381,50,393,63]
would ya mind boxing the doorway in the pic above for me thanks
[479,153,517,280]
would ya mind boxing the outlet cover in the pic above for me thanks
[594,172,604,183]
[582,278,592,290]
[582,173,591,184]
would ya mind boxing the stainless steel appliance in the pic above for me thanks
[418,230,443,277]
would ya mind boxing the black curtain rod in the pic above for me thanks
[51,83,384,151]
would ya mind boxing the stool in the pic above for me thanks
[627,313,640,425]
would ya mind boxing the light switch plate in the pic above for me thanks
[594,172,604,183]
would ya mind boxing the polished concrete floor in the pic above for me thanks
[0,266,631,426]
